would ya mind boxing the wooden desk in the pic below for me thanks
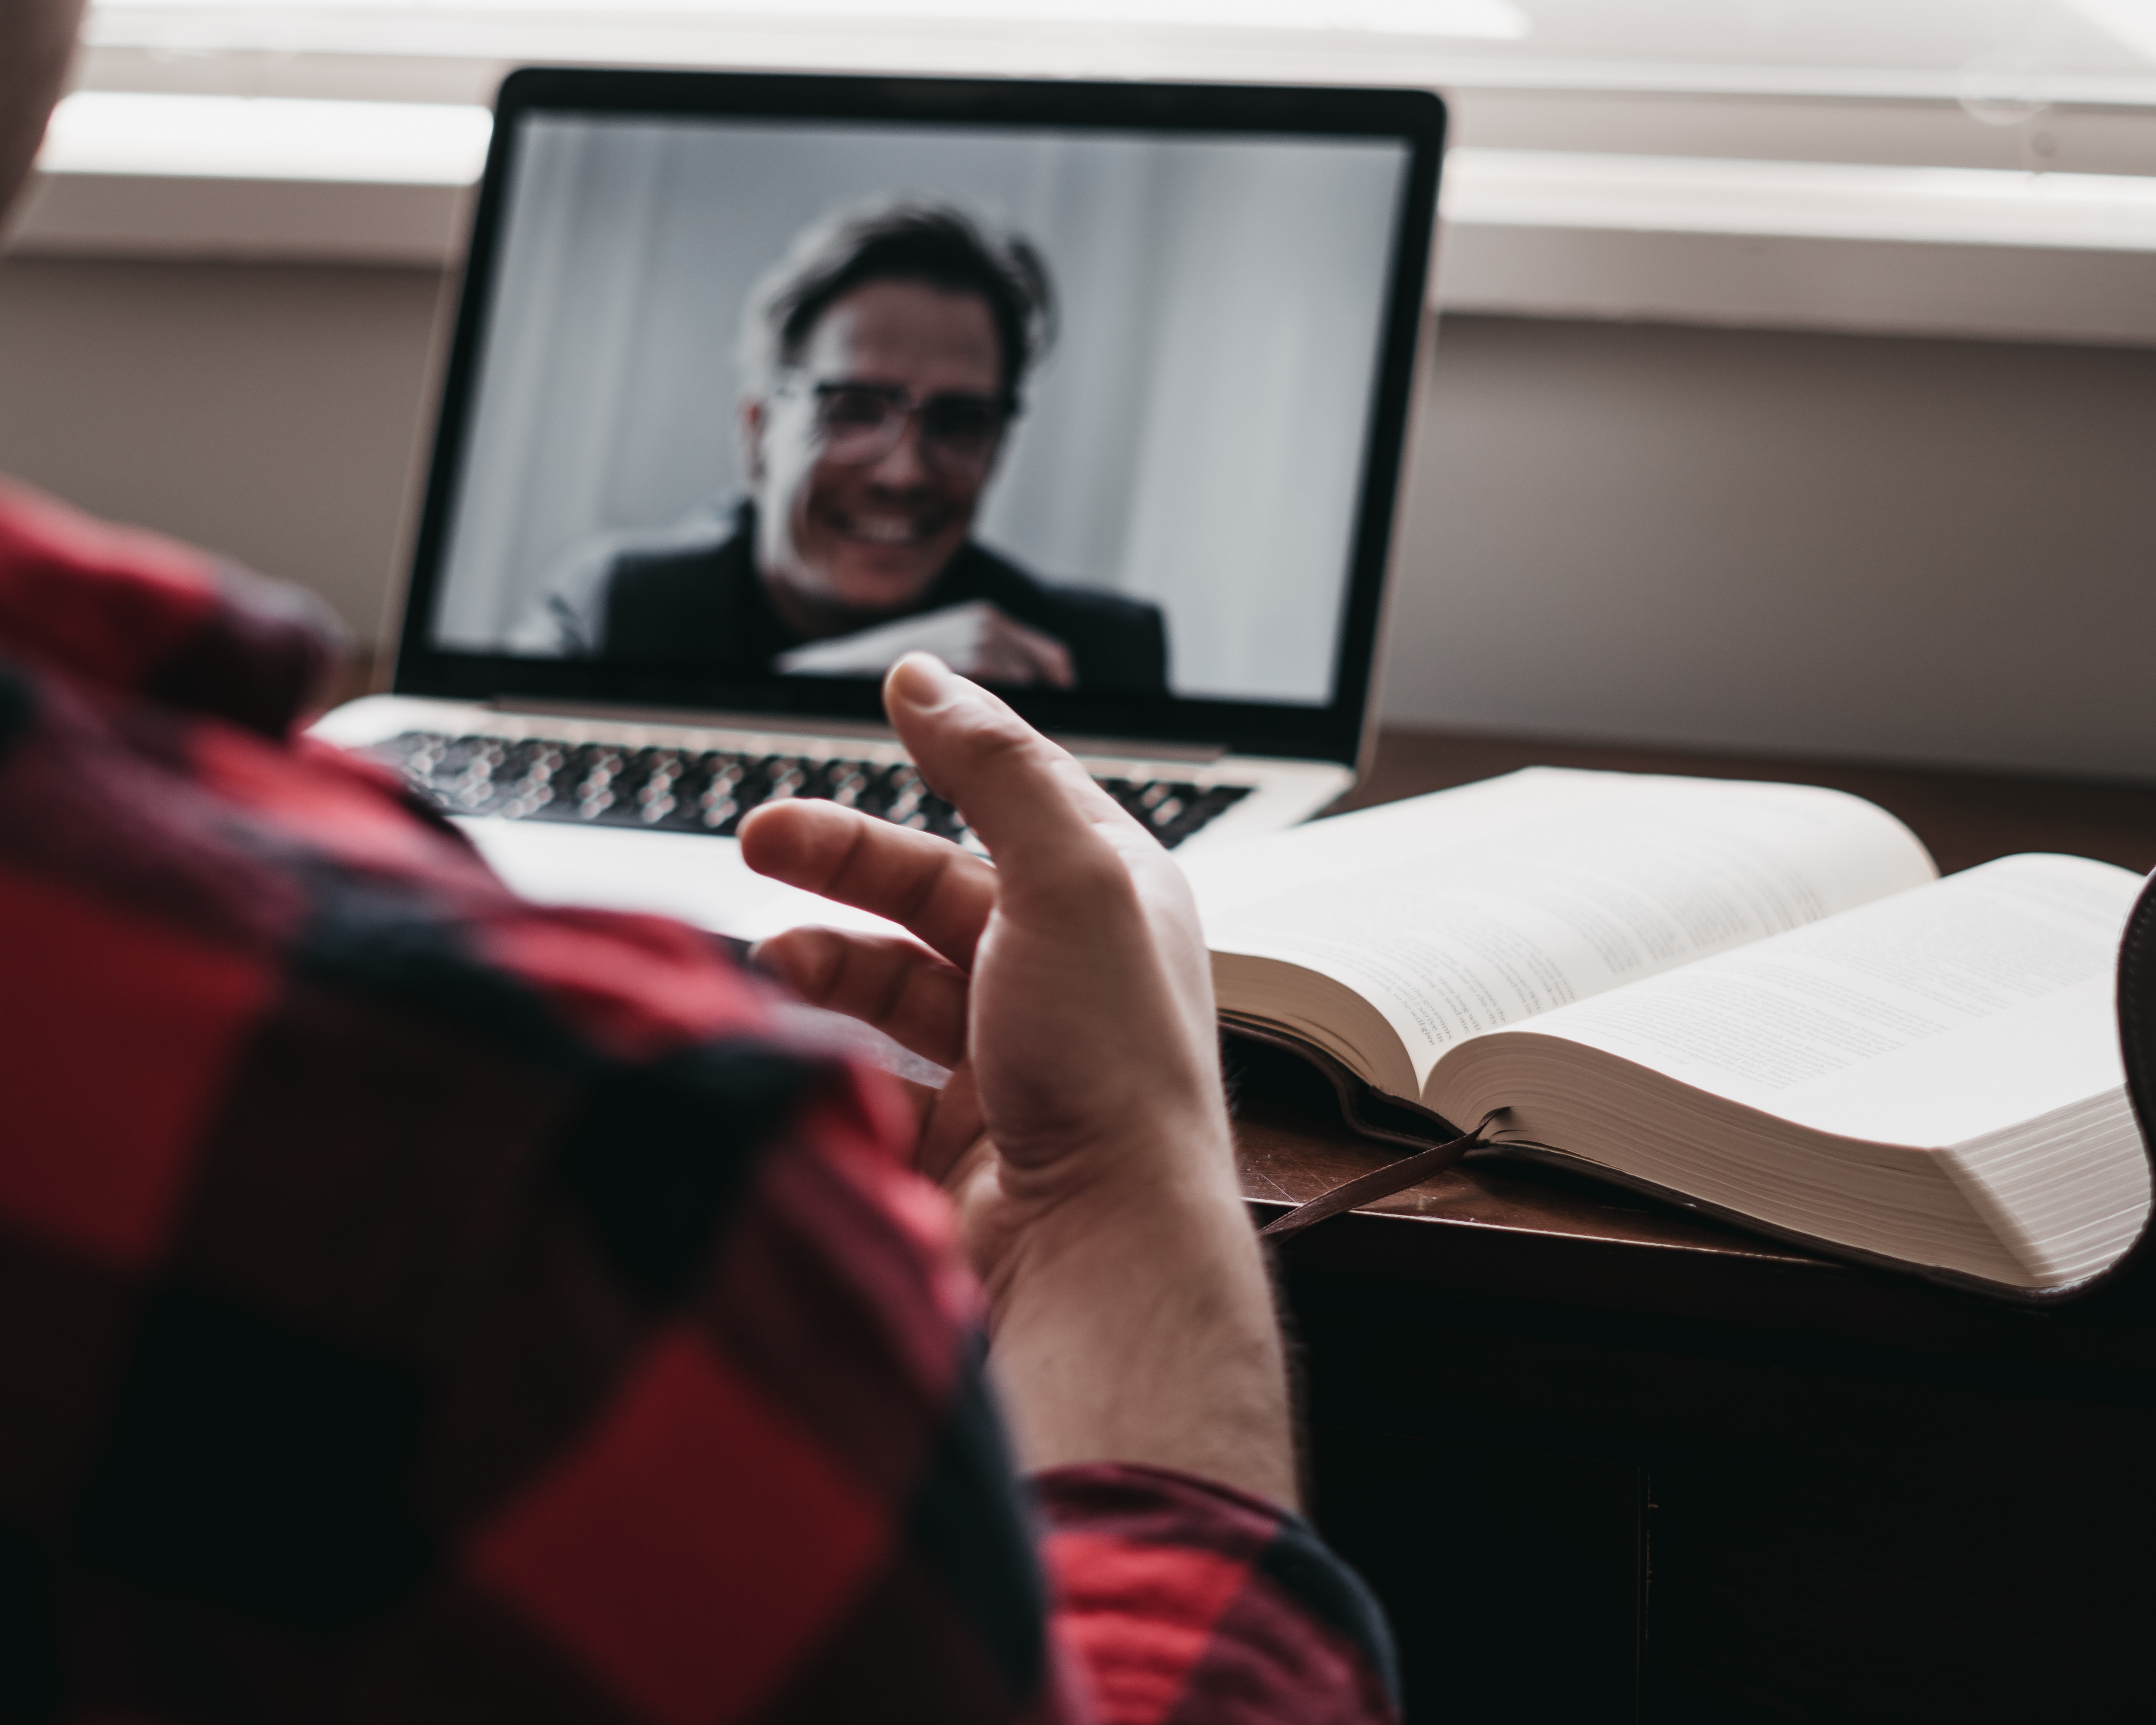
[1238,730,2156,1725]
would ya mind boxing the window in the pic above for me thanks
[29,3,2156,346]
[75,1,2156,107]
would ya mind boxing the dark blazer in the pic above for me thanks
[596,503,1169,693]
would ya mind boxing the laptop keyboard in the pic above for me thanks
[370,730,1253,852]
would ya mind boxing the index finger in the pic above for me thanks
[881,654,1150,880]
[737,795,997,970]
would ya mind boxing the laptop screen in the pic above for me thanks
[396,72,1445,763]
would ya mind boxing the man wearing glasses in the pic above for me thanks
[522,202,1170,692]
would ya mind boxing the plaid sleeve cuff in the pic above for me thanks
[1034,1462,1399,1725]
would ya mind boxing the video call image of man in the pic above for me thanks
[515,201,1170,692]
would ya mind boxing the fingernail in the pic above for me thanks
[887,652,960,710]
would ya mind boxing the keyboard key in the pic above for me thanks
[369,731,1250,851]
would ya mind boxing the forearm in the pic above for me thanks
[743,659,1302,1509]
[982,1146,1298,1511]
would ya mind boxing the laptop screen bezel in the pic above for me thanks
[392,67,1446,765]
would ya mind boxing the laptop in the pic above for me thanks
[314,68,1446,941]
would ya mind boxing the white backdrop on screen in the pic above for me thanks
[432,116,1405,703]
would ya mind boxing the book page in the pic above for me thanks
[1503,853,2141,1144]
[1185,768,1937,1091]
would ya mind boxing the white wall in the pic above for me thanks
[1379,315,2156,779]
[0,257,442,637]
[1,256,2151,779]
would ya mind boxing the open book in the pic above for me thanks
[1181,768,2153,1300]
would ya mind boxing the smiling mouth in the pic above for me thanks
[821,502,952,547]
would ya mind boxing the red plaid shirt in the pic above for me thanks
[0,479,1397,1724]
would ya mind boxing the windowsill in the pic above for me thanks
[8,91,2156,348]
[1433,150,2156,348]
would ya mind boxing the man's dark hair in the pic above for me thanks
[740,200,1056,405]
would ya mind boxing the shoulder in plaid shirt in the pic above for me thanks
[0,478,1397,1724]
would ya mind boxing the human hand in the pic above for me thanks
[773,599,1077,688]
[738,655,1294,1505]
[747,650,1223,1262]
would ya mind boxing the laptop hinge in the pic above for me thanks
[485,697,1228,763]
[487,697,900,742]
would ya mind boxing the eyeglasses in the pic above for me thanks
[782,377,1014,477]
